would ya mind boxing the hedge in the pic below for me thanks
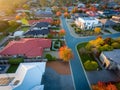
[8,58,24,65]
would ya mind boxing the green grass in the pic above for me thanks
[77,42,87,49]
[6,26,18,32]
[6,65,19,73]
[77,42,100,71]
[77,42,94,63]
[20,26,30,32]
[0,35,5,41]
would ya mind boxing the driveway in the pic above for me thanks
[42,67,74,90]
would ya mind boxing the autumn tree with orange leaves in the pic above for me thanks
[15,15,21,20]
[59,46,73,62]
[59,29,66,37]
[94,27,101,34]
[64,12,70,18]
[56,11,62,17]
[92,81,117,90]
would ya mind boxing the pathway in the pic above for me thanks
[61,16,120,90]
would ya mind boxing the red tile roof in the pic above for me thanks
[29,18,53,25]
[0,38,51,58]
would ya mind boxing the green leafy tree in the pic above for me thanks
[23,4,30,10]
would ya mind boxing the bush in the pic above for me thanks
[45,54,56,61]
[47,34,53,39]
[112,42,120,49]
[71,23,76,27]
[8,58,24,65]
[45,54,53,61]
[84,60,98,71]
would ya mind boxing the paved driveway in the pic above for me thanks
[42,67,74,90]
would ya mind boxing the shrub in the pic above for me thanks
[47,34,53,39]
[99,44,113,51]
[8,58,24,65]
[45,54,53,61]
[84,60,98,71]
[71,23,76,27]
[111,42,120,49]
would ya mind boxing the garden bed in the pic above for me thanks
[6,65,19,73]
[77,42,101,71]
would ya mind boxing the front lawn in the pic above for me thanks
[77,42,100,71]
[6,65,19,73]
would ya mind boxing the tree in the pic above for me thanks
[59,29,66,37]
[104,37,113,45]
[84,60,98,71]
[71,7,78,14]
[99,44,113,52]
[5,8,15,16]
[106,83,117,90]
[15,15,21,20]
[21,18,29,25]
[94,27,101,34]
[64,12,70,18]
[56,11,62,17]
[55,19,61,26]
[8,20,19,27]
[39,0,47,7]
[23,4,30,10]
[59,46,73,62]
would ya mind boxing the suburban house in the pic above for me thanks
[13,31,24,37]
[112,15,120,23]
[98,10,119,18]
[34,9,53,19]
[75,16,102,30]
[28,18,53,25]
[24,22,51,37]
[86,11,99,17]
[77,3,85,8]
[99,49,120,70]
[0,62,46,90]
[0,38,51,58]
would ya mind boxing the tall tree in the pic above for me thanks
[39,0,47,7]
[59,46,73,62]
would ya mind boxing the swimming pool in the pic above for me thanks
[0,65,8,73]
[0,66,7,71]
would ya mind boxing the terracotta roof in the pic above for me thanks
[29,18,53,25]
[0,38,51,58]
